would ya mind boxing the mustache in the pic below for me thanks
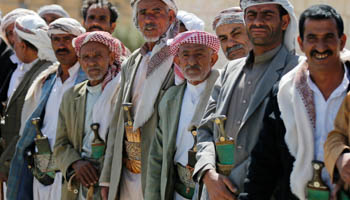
[88,25,103,31]
[310,50,333,57]
[249,25,269,30]
[87,66,101,72]
[55,48,70,54]
[144,23,157,30]
[226,44,244,56]
[185,65,201,70]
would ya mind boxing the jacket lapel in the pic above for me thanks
[166,84,186,154]
[74,82,87,151]
[217,59,246,115]
[7,60,44,109]
[123,53,142,104]
[239,47,288,130]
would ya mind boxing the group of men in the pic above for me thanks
[0,0,350,200]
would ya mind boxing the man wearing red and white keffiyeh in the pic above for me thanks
[145,30,220,200]
[73,31,128,90]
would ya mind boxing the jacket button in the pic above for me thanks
[237,145,243,149]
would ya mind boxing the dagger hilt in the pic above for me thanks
[213,116,227,142]
[190,127,198,152]
[90,123,102,143]
[31,117,44,139]
[122,103,133,126]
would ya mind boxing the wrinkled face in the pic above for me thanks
[13,31,26,62]
[79,41,114,86]
[174,43,218,85]
[84,4,115,33]
[51,33,77,66]
[245,4,289,47]
[216,23,252,60]
[41,13,62,25]
[137,0,175,42]
[298,18,346,70]
[5,23,15,48]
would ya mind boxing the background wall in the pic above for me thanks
[0,0,349,66]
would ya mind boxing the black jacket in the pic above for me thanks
[239,85,298,200]
[0,39,16,110]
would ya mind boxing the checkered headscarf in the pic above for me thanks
[169,30,220,56]
[73,31,129,89]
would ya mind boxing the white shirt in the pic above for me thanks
[174,81,207,200]
[82,83,102,158]
[307,66,349,189]
[33,62,80,200]
[7,57,37,99]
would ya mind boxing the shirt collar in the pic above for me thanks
[10,54,21,65]
[307,64,349,99]
[186,79,207,99]
[254,44,282,64]
[86,82,102,94]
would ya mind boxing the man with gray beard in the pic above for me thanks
[98,0,178,199]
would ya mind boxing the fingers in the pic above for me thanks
[101,186,109,200]
[74,161,99,187]
[222,176,238,194]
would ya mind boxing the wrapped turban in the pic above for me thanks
[240,0,297,52]
[38,4,70,18]
[14,15,56,62]
[212,7,244,30]
[48,17,85,37]
[169,30,220,56]
[177,10,204,31]
[1,8,37,46]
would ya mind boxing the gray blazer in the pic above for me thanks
[193,46,300,199]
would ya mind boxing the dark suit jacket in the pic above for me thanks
[0,59,51,175]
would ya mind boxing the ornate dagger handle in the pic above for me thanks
[122,103,133,126]
[31,117,44,139]
[213,116,227,142]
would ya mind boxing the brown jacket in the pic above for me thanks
[324,92,350,181]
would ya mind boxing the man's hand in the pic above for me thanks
[336,152,350,184]
[101,186,109,200]
[0,172,7,182]
[72,160,98,188]
[203,169,237,200]
[330,179,344,200]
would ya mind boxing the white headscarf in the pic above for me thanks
[177,10,204,31]
[15,15,56,62]
[47,17,85,37]
[1,8,37,46]
[240,0,297,53]
[37,4,70,18]
[212,7,244,30]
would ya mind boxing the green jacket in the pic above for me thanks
[0,59,51,175]
[53,81,89,200]
[100,49,175,200]
[145,70,219,200]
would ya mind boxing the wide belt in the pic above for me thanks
[175,163,195,199]
[123,124,142,174]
